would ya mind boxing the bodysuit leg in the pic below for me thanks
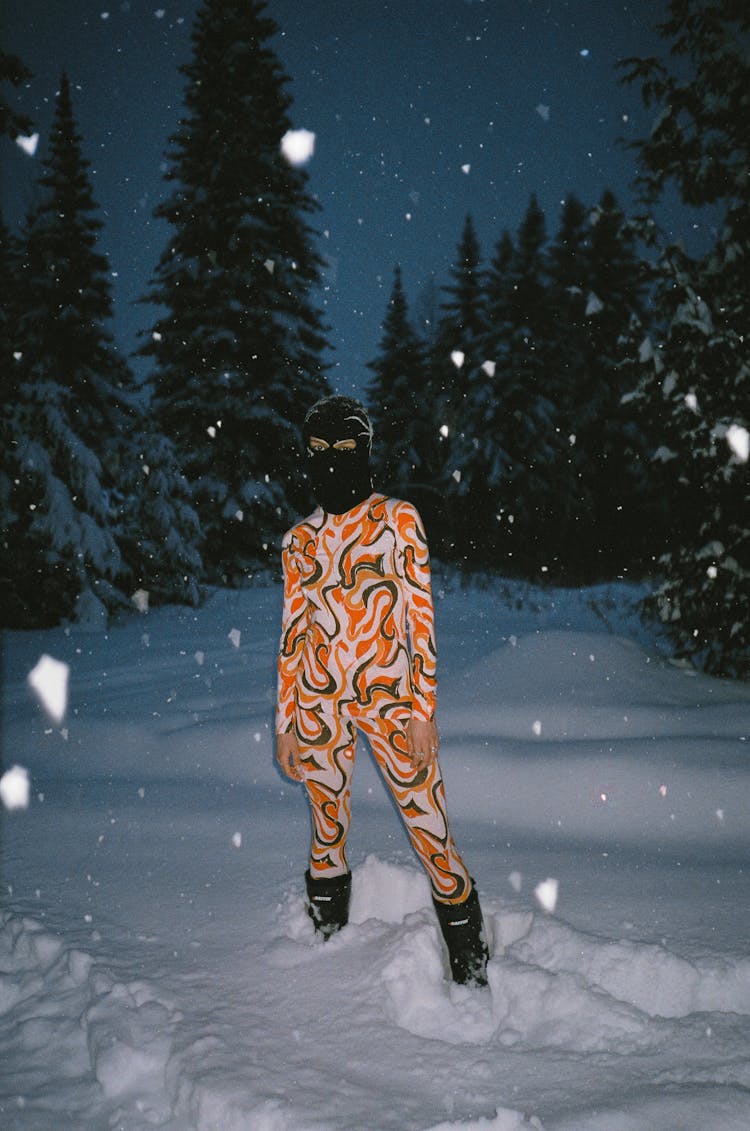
[297,706,471,902]
[356,714,471,903]
[296,707,356,878]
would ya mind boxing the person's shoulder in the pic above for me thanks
[373,495,424,529]
[282,508,323,550]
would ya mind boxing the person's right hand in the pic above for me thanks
[276,730,303,782]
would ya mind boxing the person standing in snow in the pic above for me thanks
[275,395,489,986]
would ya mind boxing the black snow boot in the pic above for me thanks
[433,882,489,986]
[305,869,352,940]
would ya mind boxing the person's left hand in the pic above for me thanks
[406,716,439,770]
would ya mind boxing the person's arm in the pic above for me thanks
[400,503,439,768]
[400,502,437,723]
[275,531,309,779]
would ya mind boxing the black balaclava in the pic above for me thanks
[302,395,373,515]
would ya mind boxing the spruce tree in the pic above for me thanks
[500,195,569,574]
[448,230,517,568]
[1,73,131,625]
[621,0,750,676]
[0,210,25,619]
[576,190,650,579]
[19,73,130,461]
[545,190,649,580]
[366,266,433,499]
[431,214,487,561]
[142,0,330,583]
[0,209,19,387]
[435,213,486,425]
[545,193,588,417]
[544,194,591,574]
[115,429,203,609]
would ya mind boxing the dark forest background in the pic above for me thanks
[1,0,748,678]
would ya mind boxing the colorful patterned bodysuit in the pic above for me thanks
[277,493,470,902]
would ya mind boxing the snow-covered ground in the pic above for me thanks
[2,576,749,1131]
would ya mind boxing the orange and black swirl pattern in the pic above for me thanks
[276,493,471,901]
[297,706,470,902]
[276,494,437,733]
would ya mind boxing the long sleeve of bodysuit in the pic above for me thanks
[276,527,312,734]
[400,504,437,721]
[275,495,436,728]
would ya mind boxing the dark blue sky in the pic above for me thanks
[2,0,711,396]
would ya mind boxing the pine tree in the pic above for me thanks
[446,230,516,568]
[435,213,486,426]
[19,73,130,461]
[0,208,19,386]
[142,0,331,583]
[0,210,25,618]
[543,194,591,574]
[431,214,487,561]
[1,73,132,626]
[545,193,589,418]
[545,190,650,581]
[485,230,515,352]
[498,195,570,574]
[115,428,203,609]
[414,275,440,351]
[576,190,651,579]
[620,0,750,676]
[506,194,549,385]
[547,193,589,342]
[366,266,432,496]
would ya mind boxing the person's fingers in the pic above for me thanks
[277,736,303,781]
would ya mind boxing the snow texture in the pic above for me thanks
[2,579,749,1130]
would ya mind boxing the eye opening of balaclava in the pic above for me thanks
[302,395,373,514]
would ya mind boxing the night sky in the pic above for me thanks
[2,0,711,396]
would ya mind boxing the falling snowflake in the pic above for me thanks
[132,589,150,613]
[0,765,30,811]
[535,877,559,913]
[16,133,39,157]
[727,424,749,462]
[28,655,69,724]
[281,129,316,166]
